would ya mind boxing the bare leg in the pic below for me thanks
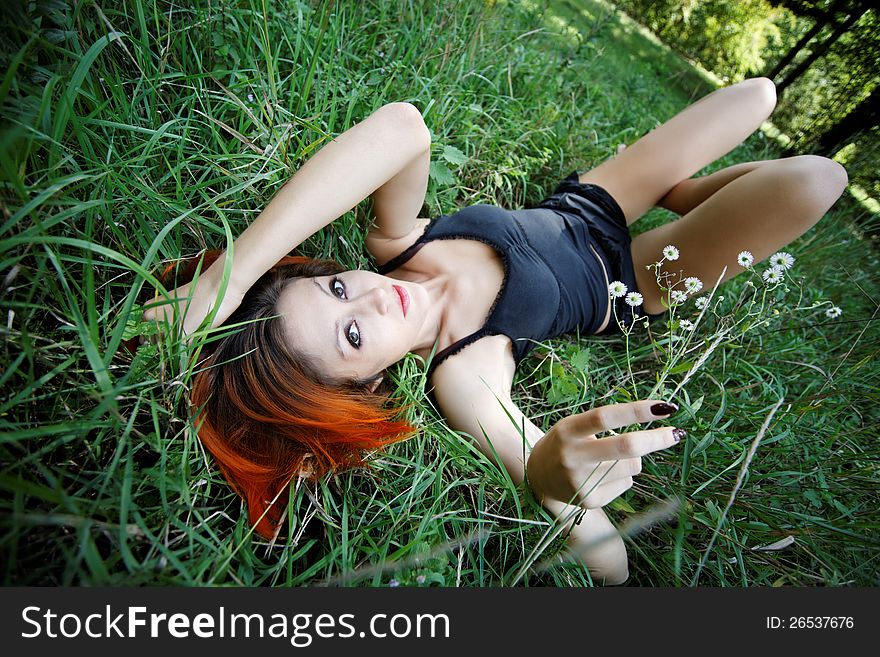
[632,155,848,314]
[552,78,845,577]
[575,77,847,313]
[579,77,778,224]
[656,161,765,215]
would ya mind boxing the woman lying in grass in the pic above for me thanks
[144,77,847,585]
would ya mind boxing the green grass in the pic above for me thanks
[1,0,877,587]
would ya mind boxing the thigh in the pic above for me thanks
[579,78,777,225]
[631,155,847,315]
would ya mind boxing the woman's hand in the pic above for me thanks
[142,263,244,338]
[526,399,683,508]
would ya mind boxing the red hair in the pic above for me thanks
[161,250,416,539]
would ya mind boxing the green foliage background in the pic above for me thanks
[615,0,879,208]
[0,0,877,586]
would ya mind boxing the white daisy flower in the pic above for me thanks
[825,306,842,319]
[684,277,703,294]
[762,266,785,284]
[670,290,688,305]
[679,319,694,331]
[662,245,680,261]
[625,292,643,307]
[694,296,709,310]
[769,251,795,270]
[737,251,754,267]
[608,281,628,298]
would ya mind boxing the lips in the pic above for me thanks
[392,285,409,317]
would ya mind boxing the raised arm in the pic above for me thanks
[222,101,430,291]
[144,101,430,334]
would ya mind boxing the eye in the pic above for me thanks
[330,277,347,299]
[346,321,361,349]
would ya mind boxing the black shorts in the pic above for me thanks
[537,171,664,333]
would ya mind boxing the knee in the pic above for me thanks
[812,155,848,197]
[788,155,849,213]
[740,77,777,121]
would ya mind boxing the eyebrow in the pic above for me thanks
[312,278,346,359]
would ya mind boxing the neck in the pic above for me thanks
[410,272,451,359]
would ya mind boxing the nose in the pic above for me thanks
[362,286,391,315]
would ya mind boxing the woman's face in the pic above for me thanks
[278,270,429,383]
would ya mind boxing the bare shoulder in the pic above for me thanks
[429,335,517,434]
[365,218,431,268]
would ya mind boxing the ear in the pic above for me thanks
[366,374,384,393]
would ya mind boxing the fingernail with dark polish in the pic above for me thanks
[651,402,679,416]
[672,428,687,443]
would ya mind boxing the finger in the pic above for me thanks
[142,298,169,322]
[143,305,171,324]
[619,456,642,478]
[586,427,683,461]
[143,297,185,324]
[559,399,679,437]
[564,458,639,507]
[583,477,633,509]
[576,456,642,483]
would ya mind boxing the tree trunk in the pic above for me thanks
[776,7,867,95]
[811,87,879,156]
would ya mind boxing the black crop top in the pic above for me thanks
[376,193,617,379]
